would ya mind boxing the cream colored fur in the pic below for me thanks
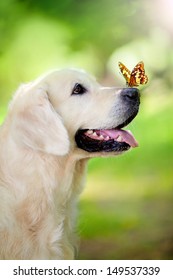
[0,69,130,259]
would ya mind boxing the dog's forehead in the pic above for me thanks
[52,69,97,86]
[44,69,99,97]
[62,69,97,85]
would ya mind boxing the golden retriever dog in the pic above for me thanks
[0,68,140,259]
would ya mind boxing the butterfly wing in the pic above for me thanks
[129,61,148,87]
[118,62,131,85]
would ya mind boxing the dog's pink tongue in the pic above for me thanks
[101,129,138,148]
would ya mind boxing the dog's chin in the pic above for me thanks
[75,114,139,154]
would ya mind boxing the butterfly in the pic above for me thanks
[118,61,148,87]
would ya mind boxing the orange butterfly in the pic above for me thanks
[118,61,148,87]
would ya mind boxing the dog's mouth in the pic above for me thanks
[75,115,138,153]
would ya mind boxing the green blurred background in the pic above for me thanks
[0,0,173,259]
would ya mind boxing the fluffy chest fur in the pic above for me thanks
[0,139,87,259]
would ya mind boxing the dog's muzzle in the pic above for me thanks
[75,87,140,153]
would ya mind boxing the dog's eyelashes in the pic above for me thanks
[72,83,87,95]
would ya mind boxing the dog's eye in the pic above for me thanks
[72,83,87,95]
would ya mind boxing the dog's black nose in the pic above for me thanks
[121,88,140,103]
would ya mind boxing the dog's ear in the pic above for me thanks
[11,86,69,155]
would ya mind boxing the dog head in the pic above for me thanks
[9,68,140,157]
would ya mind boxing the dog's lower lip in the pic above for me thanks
[75,110,139,153]
[84,128,138,148]
[75,128,133,153]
